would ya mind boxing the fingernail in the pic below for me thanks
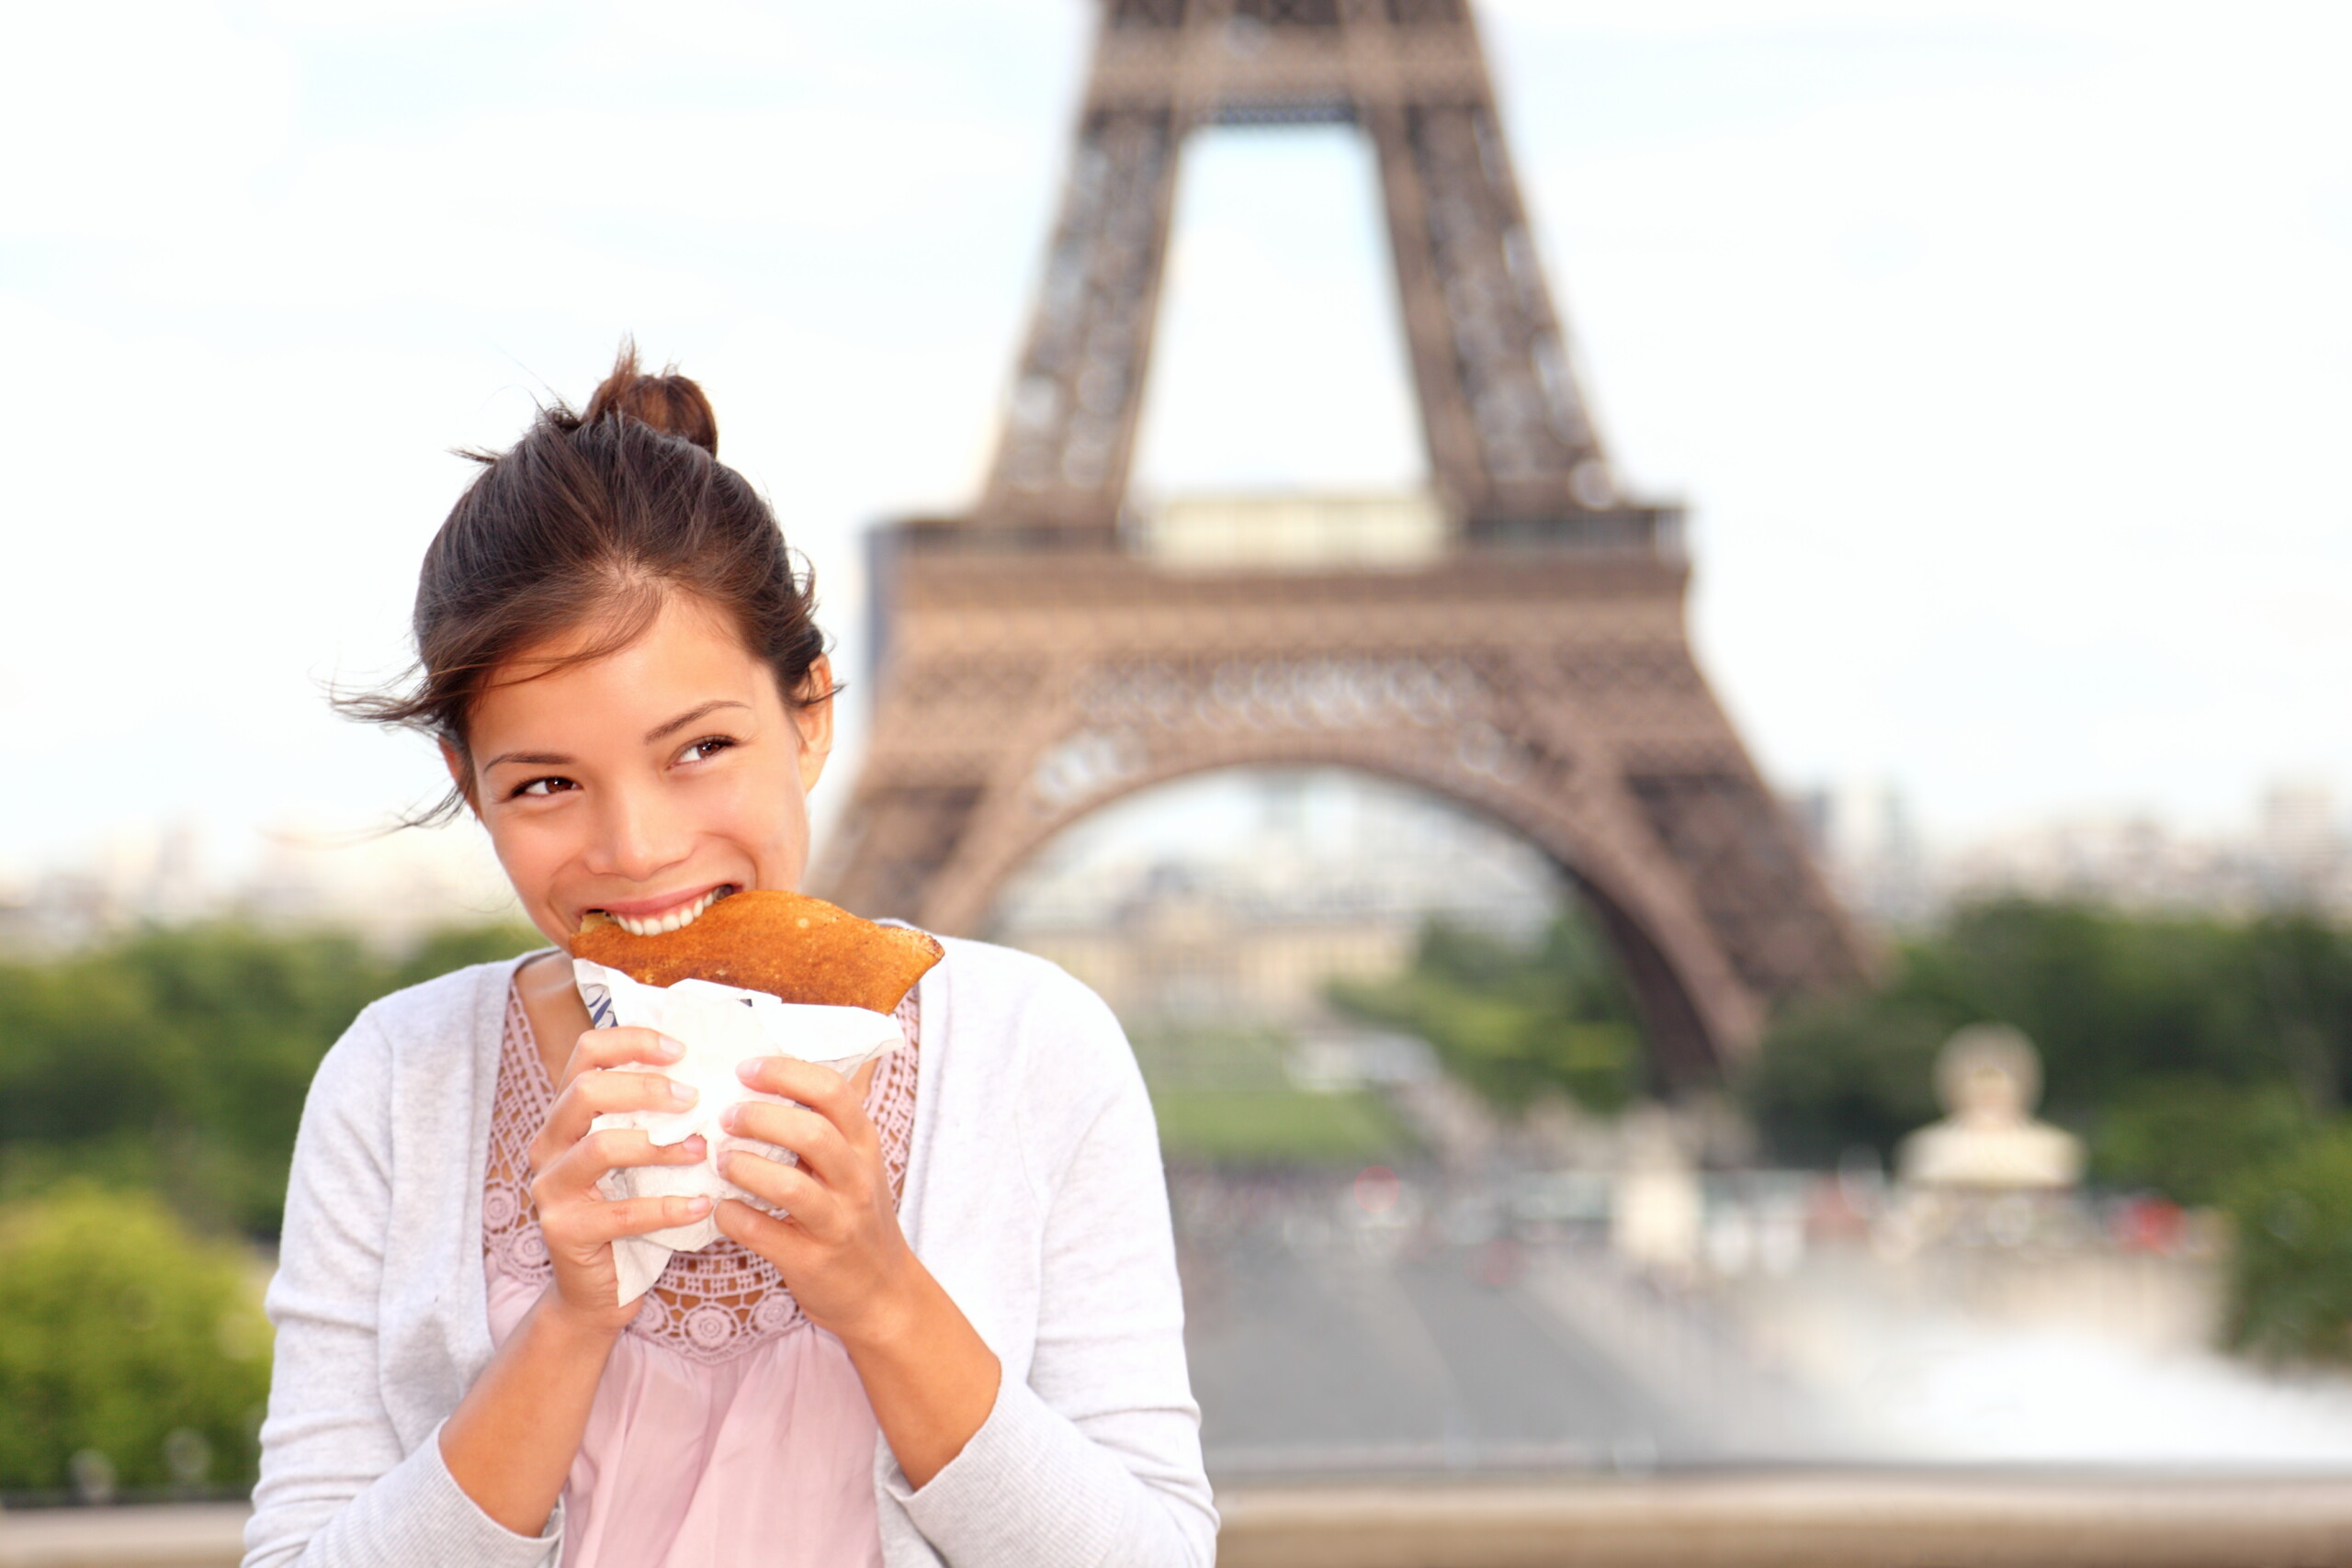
[668,1079,698,1107]
[719,1104,740,1132]
[714,1151,731,1180]
[684,1195,711,1216]
[680,1135,707,1157]
[734,1058,760,1084]
[655,1034,684,1060]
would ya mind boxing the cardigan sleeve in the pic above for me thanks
[243,1009,560,1568]
[885,985,1218,1567]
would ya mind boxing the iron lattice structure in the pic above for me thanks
[814,0,1869,1077]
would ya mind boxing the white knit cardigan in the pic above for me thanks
[243,937,1217,1567]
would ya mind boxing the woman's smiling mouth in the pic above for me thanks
[583,884,737,937]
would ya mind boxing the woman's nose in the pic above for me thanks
[585,784,692,883]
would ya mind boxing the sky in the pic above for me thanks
[3,0,2349,891]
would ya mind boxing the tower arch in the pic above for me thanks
[967,752,1726,1084]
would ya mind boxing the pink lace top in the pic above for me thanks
[482,983,920,1568]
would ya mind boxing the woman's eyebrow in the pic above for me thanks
[480,701,752,770]
[481,750,570,771]
[644,699,751,744]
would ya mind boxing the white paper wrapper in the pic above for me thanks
[574,958,905,1305]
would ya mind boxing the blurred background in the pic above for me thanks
[6,0,2352,1555]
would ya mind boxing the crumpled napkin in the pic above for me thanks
[573,958,906,1305]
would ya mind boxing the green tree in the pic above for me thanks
[0,1185,272,1492]
[2092,1076,2314,1207]
[0,919,537,1237]
[1739,898,2352,1174]
[1329,909,1642,1113]
[2224,1128,2352,1364]
[1737,995,1949,1168]
[2236,913,2352,1108]
[1898,900,2278,1118]
[390,921,548,992]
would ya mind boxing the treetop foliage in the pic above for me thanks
[1329,910,1643,1113]
[0,1183,273,1493]
[0,920,540,1238]
[1741,897,2352,1196]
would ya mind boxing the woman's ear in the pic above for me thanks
[440,741,482,819]
[793,657,837,794]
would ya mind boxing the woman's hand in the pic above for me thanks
[713,1056,918,1343]
[719,1055,1002,1487]
[443,1024,719,1533]
[527,1025,715,1333]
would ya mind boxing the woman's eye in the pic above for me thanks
[513,776,576,799]
[681,737,737,764]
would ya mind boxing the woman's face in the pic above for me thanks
[451,592,833,953]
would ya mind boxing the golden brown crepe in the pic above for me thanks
[574,890,941,1014]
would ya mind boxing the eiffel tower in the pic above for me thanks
[812,0,1869,1078]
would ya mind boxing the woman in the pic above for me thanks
[243,353,1216,1567]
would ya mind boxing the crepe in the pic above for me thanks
[571,891,941,1306]
[573,889,941,1012]
[575,962,906,1305]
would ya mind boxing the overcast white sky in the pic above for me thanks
[3,0,2349,887]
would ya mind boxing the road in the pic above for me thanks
[1182,1216,1719,1479]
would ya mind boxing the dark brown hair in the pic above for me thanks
[343,344,831,824]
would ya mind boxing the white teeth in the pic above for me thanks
[607,887,725,938]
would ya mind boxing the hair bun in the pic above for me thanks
[583,340,719,456]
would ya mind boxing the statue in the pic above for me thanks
[1611,1107,1702,1277]
[1897,1024,2083,1190]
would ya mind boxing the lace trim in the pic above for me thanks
[483,974,922,1365]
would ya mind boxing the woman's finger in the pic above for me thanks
[557,1026,684,1089]
[734,1053,859,1112]
[724,1101,859,1185]
[734,1055,867,1131]
[564,1191,714,1244]
[714,1194,812,1260]
[534,1063,700,1155]
[536,1129,707,1201]
[718,1150,837,1238]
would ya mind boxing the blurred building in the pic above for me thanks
[1791,780,1932,927]
[238,822,520,945]
[1007,868,1415,1023]
[1939,811,2250,910]
[2257,780,2342,903]
[0,816,518,955]
[0,819,213,952]
[990,768,1562,1026]
[1799,776,2352,925]
[1131,491,1444,572]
